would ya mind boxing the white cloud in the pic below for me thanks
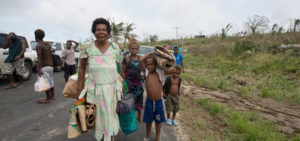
[0,0,299,42]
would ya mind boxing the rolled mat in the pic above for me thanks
[154,46,175,61]
[154,46,175,71]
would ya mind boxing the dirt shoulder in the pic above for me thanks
[177,81,300,140]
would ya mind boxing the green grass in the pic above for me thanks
[197,98,286,141]
[240,86,252,99]
[218,80,230,91]
[290,135,300,141]
[198,99,225,115]
[191,135,199,141]
[193,118,204,128]
[261,87,272,98]
[225,110,285,141]
[183,53,300,104]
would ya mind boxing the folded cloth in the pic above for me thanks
[154,46,175,71]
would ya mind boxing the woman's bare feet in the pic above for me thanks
[17,84,24,88]
[5,83,17,89]
[38,99,51,104]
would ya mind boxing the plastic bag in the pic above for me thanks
[117,94,134,114]
[34,75,50,92]
[119,107,138,135]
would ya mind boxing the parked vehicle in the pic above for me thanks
[0,32,36,80]
[137,46,155,56]
[30,40,63,72]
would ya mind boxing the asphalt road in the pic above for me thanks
[0,71,179,141]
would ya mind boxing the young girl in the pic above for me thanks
[121,38,144,122]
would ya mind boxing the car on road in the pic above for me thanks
[0,32,36,80]
[137,46,155,56]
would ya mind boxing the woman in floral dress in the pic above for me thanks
[77,18,122,141]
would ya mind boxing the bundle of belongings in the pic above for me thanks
[154,46,175,71]
[63,73,96,139]
[117,94,138,135]
[63,73,88,99]
[67,97,96,139]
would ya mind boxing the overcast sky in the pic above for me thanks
[0,0,299,42]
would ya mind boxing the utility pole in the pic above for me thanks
[173,27,182,47]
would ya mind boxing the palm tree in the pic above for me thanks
[271,24,279,46]
[293,19,300,32]
[149,34,158,46]
[221,23,232,52]
[278,26,284,43]
[123,23,136,47]
[110,20,125,44]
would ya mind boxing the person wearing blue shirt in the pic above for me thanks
[173,47,184,73]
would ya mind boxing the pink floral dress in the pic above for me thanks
[79,41,122,141]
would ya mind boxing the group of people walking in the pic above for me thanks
[3,17,184,141]
[76,18,184,141]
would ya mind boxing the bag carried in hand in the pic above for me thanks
[63,73,87,99]
[34,75,51,92]
[67,97,96,139]
[119,107,138,135]
[116,94,134,114]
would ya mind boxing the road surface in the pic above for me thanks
[0,71,179,141]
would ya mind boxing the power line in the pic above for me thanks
[173,27,182,47]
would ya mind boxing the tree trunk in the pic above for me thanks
[123,38,127,48]
[221,38,225,53]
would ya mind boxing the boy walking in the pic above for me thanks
[141,51,172,141]
[164,65,182,126]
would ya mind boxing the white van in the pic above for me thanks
[31,40,80,70]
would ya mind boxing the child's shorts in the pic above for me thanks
[143,98,166,124]
[166,94,180,114]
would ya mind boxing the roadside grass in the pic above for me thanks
[179,97,225,141]
[197,98,286,141]
[182,53,300,104]
[180,95,296,140]
[290,135,300,141]
[198,98,225,115]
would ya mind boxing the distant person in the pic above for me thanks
[2,32,26,89]
[120,38,144,122]
[141,51,173,141]
[120,49,125,56]
[173,47,184,73]
[35,29,55,103]
[61,40,79,82]
[164,65,182,126]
